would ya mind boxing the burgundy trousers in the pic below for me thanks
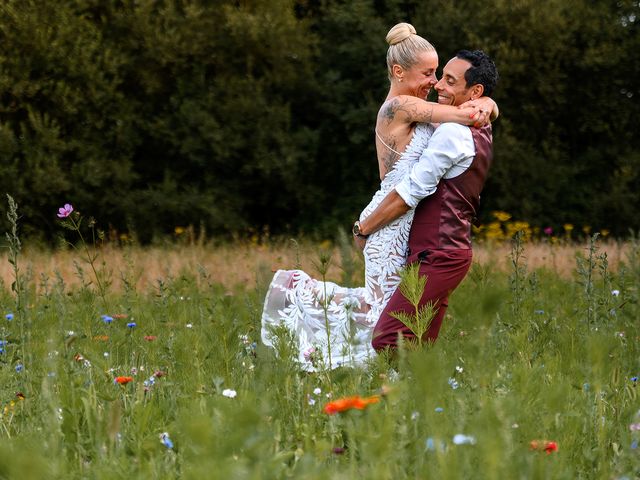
[372,248,473,351]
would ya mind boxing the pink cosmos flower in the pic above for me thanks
[543,227,553,236]
[57,204,74,218]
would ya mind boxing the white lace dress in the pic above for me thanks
[261,124,435,371]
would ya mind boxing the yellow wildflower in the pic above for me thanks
[492,211,512,222]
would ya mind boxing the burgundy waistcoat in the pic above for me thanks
[407,125,493,263]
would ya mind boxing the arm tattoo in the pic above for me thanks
[383,97,434,124]
[381,99,399,122]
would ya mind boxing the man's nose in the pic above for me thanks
[434,78,444,91]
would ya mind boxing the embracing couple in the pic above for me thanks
[262,23,499,371]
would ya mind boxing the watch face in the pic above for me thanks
[352,222,361,236]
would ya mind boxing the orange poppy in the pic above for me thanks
[323,395,380,415]
[114,376,134,385]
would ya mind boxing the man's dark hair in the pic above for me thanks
[456,50,498,97]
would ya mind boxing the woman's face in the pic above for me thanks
[399,50,439,100]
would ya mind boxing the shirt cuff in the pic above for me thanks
[395,181,419,209]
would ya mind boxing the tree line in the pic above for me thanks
[0,0,638,242]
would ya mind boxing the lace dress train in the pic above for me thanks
[261,124,434,371]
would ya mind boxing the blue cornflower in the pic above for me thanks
[127,322,137,329]
[632,377,638,383]
[101,315,113,324]
[435,407,444,413]
[159,432,174,449]
[5,313,13,321]
[15,364,23,373]
[534,310,545,315]
[425,438,436,451]
[0,340,7,347]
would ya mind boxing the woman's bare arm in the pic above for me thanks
[381,95,498,127]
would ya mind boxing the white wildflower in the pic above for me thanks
[222,389,237,398]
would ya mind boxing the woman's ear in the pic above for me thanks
[392,64,404,82]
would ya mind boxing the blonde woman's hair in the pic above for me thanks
[386,22,435,81]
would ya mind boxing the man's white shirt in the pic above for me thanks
[395,123,475,209]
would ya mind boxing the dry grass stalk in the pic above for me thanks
[0,240,631,293]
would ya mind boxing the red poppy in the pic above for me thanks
[530,440,558,454]
[323,395,380,415]
[113,314,128,319]
[144,335,157,342]
[94,335,109,341]
[114,376,134,385]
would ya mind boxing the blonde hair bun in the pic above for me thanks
[386,23,417,46]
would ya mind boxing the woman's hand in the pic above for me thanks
[457,104,491,128]
[459,97,498,127]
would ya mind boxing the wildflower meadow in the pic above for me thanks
[0,199,639,479]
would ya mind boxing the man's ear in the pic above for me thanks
[470,84,485,99]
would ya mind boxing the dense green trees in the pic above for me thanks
[0,0,638,241]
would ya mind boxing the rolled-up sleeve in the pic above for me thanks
[395,123,475,208]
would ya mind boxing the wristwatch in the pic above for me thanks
[352,221,368,238]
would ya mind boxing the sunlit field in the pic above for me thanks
[0,233,638,479]
[0,237,632,292]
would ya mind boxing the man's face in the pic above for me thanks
[434,57,474,106]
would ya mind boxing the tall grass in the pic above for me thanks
[0,239,632,293]
[0,231,638,478]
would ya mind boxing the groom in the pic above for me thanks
[353,50,499,351]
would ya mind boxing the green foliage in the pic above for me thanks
[390,262,436,346]
[0,0,639,241]
[417,0,640,233]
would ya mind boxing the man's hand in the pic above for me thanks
[354,234,367,251]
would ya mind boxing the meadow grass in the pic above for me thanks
[0,234,638,479]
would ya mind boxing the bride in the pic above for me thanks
[261,23,497,371]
